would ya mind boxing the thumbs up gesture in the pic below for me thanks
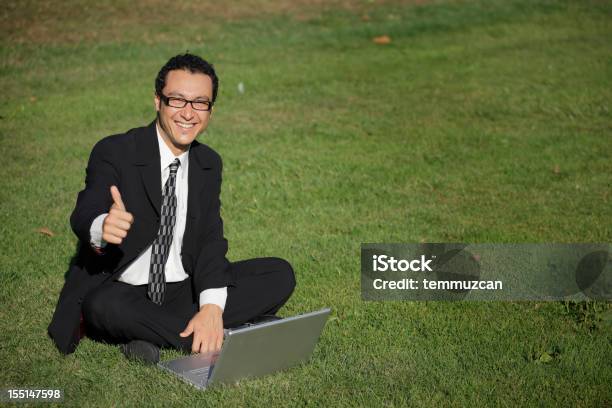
[102,185,134,245]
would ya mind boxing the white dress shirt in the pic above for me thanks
[89,125,227,309]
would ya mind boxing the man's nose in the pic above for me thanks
[180,103,195,119]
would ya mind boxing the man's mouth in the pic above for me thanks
[175,121,195,129]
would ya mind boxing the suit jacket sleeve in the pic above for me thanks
[192,154,233,294]
[70,138,119,245]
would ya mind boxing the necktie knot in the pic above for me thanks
[169,158,180,175]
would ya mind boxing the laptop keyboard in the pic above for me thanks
[187,366,212,386]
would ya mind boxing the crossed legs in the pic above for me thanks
[82,257,296,353]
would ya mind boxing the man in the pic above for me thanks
[48,53,296,364]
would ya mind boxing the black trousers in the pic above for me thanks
[81,257,295,352]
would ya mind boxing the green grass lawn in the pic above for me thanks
[1,0,611,406]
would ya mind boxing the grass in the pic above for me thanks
[1,0,611,406]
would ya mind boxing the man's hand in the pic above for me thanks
[180,304,224,354]
[102,186,134,245]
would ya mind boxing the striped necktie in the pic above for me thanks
[148,158,180,305]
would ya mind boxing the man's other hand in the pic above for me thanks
[180,304,224,354]
[102,185,134,245]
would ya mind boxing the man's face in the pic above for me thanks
[155,69,213,154]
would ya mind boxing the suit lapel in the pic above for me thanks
[185,140,214,235]
[133,121,162,216]
[131,124,215,242]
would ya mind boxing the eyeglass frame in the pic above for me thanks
[158,93,214,112]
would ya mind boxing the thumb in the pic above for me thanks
[180,322,194,337]
[110,185,126,210]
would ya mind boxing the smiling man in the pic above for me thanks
[48,54,296,363]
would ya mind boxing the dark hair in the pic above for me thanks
[155,53,219,103]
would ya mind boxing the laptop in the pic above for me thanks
[158,308,331,389]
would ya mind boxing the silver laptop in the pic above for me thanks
[158,308,331,389]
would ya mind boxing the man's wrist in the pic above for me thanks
[199,303,223,314]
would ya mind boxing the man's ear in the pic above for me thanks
[154,94,160,112]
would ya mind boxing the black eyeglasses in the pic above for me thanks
[159,94,213,111]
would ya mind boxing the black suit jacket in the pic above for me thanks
[48,121,234,354]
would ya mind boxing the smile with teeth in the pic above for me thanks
[176,122,195,129]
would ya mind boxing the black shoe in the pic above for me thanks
[119,340,160,365]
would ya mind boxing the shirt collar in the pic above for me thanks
[156,123,189,175]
